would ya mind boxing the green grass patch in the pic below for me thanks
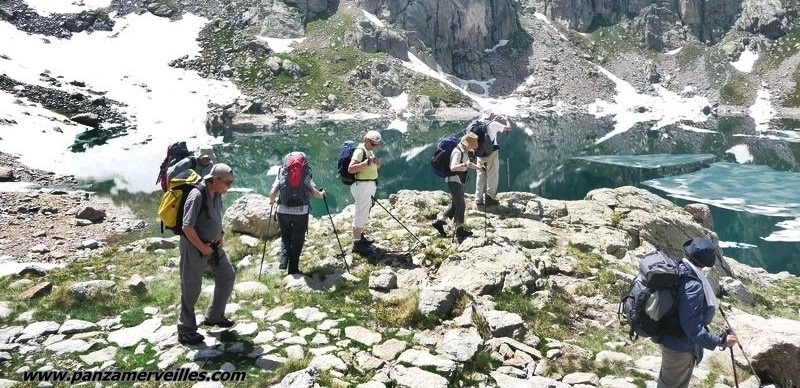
[719,72,750,106]
[411,76,470,106]
[745,276,800,320]
[567,245,604,277]
[570,24,638,62]
[493,285,579,340]
[453,348,503,386]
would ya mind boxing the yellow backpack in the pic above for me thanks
[157,169,207,235]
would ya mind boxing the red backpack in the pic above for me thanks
[278,152,312,207]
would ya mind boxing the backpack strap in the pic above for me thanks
[353,145,368,162]
[190,184,210,219]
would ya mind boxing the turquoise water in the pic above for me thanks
[103,113,800,275]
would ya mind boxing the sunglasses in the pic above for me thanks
[219,179,234,186]
[369,140,381,147]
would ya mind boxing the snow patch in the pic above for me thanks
[730,47,758,73]
[726,144,753,164]
[23,0,112,15]
[255,36,305,53]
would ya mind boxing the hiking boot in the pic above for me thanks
[178,332,205,345]
[360,234,375,246]
[278,261,288,270]
[352,240,374,255]
[201,316,235,328]
[455,227,473,238]
[485,195,500,206]
[431,220,446,237]
[475,201,485,206]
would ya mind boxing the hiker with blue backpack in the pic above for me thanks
[176,163,237,345]
[656,237,737,388]
[474,109,512,206]
[347,130,383,255]
[431,132,483,239]
[268,152,325,276]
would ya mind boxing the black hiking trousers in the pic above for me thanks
[277,212,309,274]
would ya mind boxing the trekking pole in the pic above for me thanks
[505,131,510,191]
[322,194,350,273]
[371,196,426,248]
[728,333,740,388]
[717,305,760,383]
[482,163,488,239]
[258,201,275,281]
[484,202,487,239]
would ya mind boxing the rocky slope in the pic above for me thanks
[3,176,798,387]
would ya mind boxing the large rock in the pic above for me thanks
[355,21,409,61]
[223,194,279,237]
[735,0,788,39]
[728,313,800,385]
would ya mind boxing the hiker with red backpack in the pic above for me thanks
[474,110,512,206]
[269,152,325,276]
[347,130,382,255]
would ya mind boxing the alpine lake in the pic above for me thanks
[102,112,800,276]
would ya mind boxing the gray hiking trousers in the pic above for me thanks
[177,237,235,335]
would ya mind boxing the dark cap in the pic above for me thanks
[683,237,716,267]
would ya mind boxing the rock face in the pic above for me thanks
[358,0,517,79]
[539,0,744,50]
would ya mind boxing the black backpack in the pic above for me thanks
[337,141,365,185]
[467,121,495,158]
[278,152,312,207]
[430,136,459,177]
[156,141,195,192]
[619,250,697,341]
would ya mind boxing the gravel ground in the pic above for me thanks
[0,151,142,265]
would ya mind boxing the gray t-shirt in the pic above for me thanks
[182,182,223,242]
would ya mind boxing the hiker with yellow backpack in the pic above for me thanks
[167,163,237,345]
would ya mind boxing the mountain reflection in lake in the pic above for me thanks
[178,113,800,275]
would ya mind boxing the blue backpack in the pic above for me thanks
[430,136,459,177]
[467,120,495,157]
[619,250,697,341]
[337,141,360,185]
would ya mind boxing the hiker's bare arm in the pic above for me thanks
[310,187,325,199]
[348,150,369,173]
[268,185,278,203]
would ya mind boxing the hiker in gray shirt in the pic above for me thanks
[176,163,236,345]
[168,153,214,180]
